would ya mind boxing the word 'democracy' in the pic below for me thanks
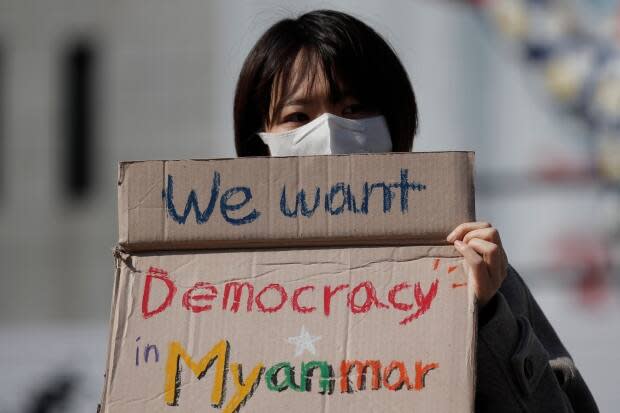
[142,267,439,326]
[159,339,439,413]
[163,169,426,226]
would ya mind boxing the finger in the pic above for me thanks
[462,227,502,246]
[447,221,492,242]
[466,238,506,285]
[453,239,486,273]
[454,240,493,304]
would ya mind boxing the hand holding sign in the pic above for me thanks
[447,221,509,308]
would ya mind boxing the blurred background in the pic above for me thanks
[0,0,618,411]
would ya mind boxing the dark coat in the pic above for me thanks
[476,265,599,412]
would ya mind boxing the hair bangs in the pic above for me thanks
[268,46,356,126]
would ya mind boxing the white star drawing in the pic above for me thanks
[286,325,322,357]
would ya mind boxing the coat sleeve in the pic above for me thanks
[475,264,599,413]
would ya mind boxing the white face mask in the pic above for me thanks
[257,113,392,156]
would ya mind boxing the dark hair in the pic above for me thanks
[233,9,418,157]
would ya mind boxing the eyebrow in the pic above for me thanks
[281,88,356,107]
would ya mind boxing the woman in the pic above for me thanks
[233,9,599,412]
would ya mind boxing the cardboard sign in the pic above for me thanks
[100,152,477,412]
[117,152,474,250]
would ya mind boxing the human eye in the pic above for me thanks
[342,102,378,118]
[281,112,309,124]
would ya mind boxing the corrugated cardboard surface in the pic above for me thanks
[118,152,475,251]
[101,245,475,412]
[102,152,477,412]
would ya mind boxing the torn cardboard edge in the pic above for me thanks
[118,152,475,252]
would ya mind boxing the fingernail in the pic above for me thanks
[446,232,454,242]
